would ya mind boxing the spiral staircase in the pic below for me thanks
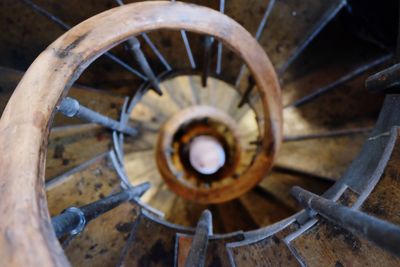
[0,0,400,266]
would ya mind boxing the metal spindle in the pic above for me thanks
[22,0,146,80]
[116,0,166,94]
[366,63,400,93]
[201,36,215,87]
[127,37,163,95]
[237,76,256,108]
[57,97,137,136]
[215,0,225,75]
[235,0,276,88]
[291,186,400,257]
[184,210,213,267]
[277,0,346,76]
[180,30,197,69]
[52,183,150,238]
[283,127,372,142]
[142,32,172,71]
[286,54,392,108]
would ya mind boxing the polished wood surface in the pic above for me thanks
[0,2,281,266]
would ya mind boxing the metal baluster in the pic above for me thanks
[291,186,400,256]
[181,30,197,69]
[366,63,400,93]
[216,0,225,75]
[277,0,346,76]
[127,37,163,95]
[22,0,146,80]
[235,0,276,87]
[285,54,392,108]
[283,127,372,142]
[201,36,215,87]
[57,97,137,136]
[169,0,197,68]
[184,210,213,267]
[237,76,255,108]
[52,183,150,238]
[142,32,172,71]
[115,0,165,95]
[235,0,276,106]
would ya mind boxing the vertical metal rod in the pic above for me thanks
[237,76,255,108]
[142,33,172,71]
[215,0,225,75]
[127,37,163,95]
[291,186,400,257]
[201,36,215,87]
[22,0,146,80]
[181,30,197,69]
[116,0,170,87]
[283,127,372,142]
[285,54,392,108]
[58,97,137,136]
[235,0,276,87]
[52,183,150,238]
[170,0,196,69]
[277,0,346,76]
[366,63,400,93]
[184,210,213,267]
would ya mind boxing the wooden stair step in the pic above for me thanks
[175,232,245,267]
[46,124,112,181]
[283,64,385,137]
[212,200,259,233]
[46,152,119,216]
[227,223,300,266]
[276,134,368,181]
[164,196,208,229]
[260,0,345,73]
[259,171,332,211]
[64,202,140,267]
[46,152,142,266]
[239,189,293,227]
[119,210,194,267]
[289,218,400,266]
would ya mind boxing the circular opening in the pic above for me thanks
[189,135,226,175]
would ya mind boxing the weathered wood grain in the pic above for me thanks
[0,2,281,265]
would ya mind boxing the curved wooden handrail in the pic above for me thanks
[0,2,281,266]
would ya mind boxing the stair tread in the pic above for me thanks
[214,200,259,233]
[276,133,368,180]
[283,53,389,108]
[290,217,400,266]
[260,0,345,73]
[259,171,331,211]
[164,196,208,228]
[175,232,245,267]
[46,152,119,215]
[46,124,112,181]
[124,150,158,183]
[239,189,293,227]
[64,202,140,267]
[227,223,300,267]
[148,184,177,214]
[119,210,194,267]
[283,64,385,137]
[46,151,140,267]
